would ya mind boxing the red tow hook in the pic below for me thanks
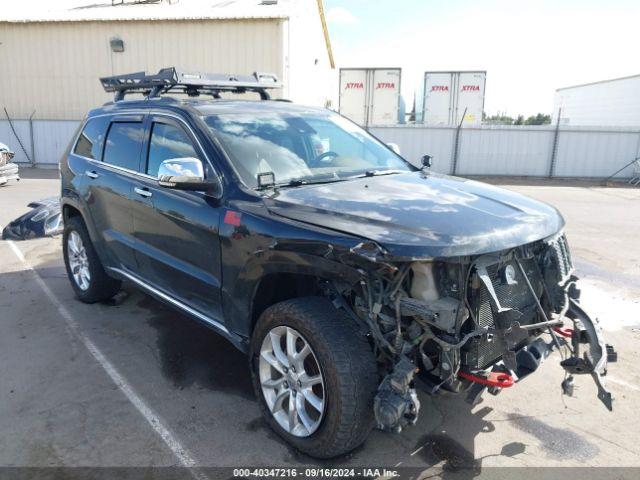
[552,326,574,338]
[458,370,514,388]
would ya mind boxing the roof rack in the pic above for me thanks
[100,67,282,102]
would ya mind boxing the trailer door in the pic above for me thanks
[424,72,453,125]
[339,69,368,127]
[370,69,401,125]
[456,72,486,125]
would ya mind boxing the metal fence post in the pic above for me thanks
[548,108,561,178]
[451,107,467,175]
[3,107,32,165]
[29,110,36,167]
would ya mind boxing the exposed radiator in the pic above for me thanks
[463,257,544,369]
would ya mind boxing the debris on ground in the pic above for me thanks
[2,197,62,240]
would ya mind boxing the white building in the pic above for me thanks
[0,0,335,120]
[552,74,640,127]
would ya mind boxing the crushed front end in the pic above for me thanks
[332,232,616,433]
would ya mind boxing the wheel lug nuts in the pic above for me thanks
[297,380,302,388]
[283,381,288,389]
[291,366,296,373]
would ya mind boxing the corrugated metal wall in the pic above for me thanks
[2,120,639,179]
[553,129,640,177]
[370,125,640,178]
[0,121,32,164]
[33,121,81,165]
[369,125,456,174]
[456,127,553,176]
[0,120,79,165]
[0,19,284,120]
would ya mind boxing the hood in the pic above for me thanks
[264,172,564,259]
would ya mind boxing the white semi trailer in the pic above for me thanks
[417,71,486,126]
[553,74,640,127]
[339,68,402,127]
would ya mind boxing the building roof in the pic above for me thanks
[1,0,292,23]
[556,73,640,92]
[1,0,335,68]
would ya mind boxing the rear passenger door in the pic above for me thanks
[83,115,146,271]
[131,114,223,321]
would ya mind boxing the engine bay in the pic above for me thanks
[329,232,616,433]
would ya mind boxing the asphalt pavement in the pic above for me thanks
[1,170,639,478]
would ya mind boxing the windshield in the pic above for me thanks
[204,112,413,188]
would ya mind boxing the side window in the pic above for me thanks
[74,117,109,160]
[102,122,145,171]
[147,122,199,177]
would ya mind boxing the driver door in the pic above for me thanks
[131,114,223,321]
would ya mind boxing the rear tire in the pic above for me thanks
[63,216,121,303]
[250,297,378,459]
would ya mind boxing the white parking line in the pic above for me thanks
[8,240,207,479]
[410,445,424,456]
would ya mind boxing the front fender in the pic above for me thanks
[218,205,365,343]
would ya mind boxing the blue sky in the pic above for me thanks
[324,0,640,116]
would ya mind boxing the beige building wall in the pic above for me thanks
[0,19,284,120]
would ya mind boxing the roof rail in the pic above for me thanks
[100,67,282,102]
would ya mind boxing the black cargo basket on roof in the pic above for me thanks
[100,67,282,102]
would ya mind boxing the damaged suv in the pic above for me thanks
[60,69,615,458]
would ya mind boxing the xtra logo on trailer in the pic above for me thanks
[376,82,396,89]
[431,85,449,91]
[461,85,480,91]
[345,82,364,89]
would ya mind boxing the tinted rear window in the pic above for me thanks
[103,122,145,171]
[74,117,109,160]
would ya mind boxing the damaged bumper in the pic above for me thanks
[2,197,63,240]
[334,231,616,433]
[560,298,616,410]
[460,305,616,412]
[458,246,616,411]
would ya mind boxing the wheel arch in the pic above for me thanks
[60,197,110,270]
[224,249,363,341]
[62,203,82,222]
[250,271,322,328]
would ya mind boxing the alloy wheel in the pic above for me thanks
[67,230,91,291]
[258,326,326,437]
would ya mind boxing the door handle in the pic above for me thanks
[85,170,99,179]
[134,187,152,198]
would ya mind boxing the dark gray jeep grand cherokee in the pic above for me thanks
[60,68,614,458]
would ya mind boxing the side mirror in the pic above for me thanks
[387,142,401,155]
[157,157,221,197]
[421,154,433,169]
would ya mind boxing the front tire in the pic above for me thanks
[250,297,378,458]
[63,216,121,303]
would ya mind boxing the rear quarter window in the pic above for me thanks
[74,117,110,160]
[102,122,145,171]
